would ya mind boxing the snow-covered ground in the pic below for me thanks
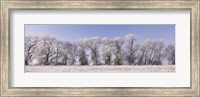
[25,65,175,72]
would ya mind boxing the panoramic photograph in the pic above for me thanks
[25,24,175,72]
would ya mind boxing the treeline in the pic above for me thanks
[25,34,175,66]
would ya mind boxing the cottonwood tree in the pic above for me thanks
[137,40,165,65]
[87,37,101,65]
[59,41,72,65]
[25,33,171,66]
[113,37,125,65]
[69,43,78,65]
[50,40,63,65]
[137,40,149,65]
[78,38,89,65]
[146,40,165,65]
[165,43,175,65]
[152,40,165,65]
[25,36,39,65]
[101,37,113,65]
[125,34,138,65]
[35,35,56,65]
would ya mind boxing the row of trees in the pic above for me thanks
[25,34,175,66]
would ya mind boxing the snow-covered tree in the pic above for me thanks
[153,40,165,65]
[137,40,149,65]
[69,43,78,65]
[146,40,165,65]
[87,37,101,65]
[137,40,165,65]
[49,40,63,65]
[25,33,172,66]
[125,34,138,65]
[113,37,125,65]
[25,36,39,65]
[101,37,113,65]
[35,35,56,65]
[165,43,175,65]
[60,41,72,65]
[78,38,89,65]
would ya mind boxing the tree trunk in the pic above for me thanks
[25,60,29,65]
[45,54,49,65]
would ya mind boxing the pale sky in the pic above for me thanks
[25,24,175,44]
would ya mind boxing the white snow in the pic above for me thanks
[25,65,175,73]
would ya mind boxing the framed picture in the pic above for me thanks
[1,0,199,96]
